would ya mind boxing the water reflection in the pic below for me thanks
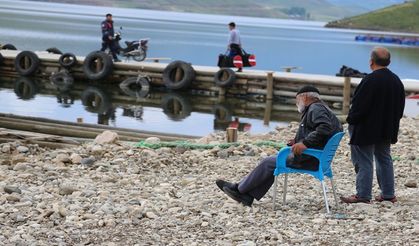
[80,86,116,125]
[56,91,75,108]
[0,75,329,136]
[14,77,38,100]
[161,93,192,121]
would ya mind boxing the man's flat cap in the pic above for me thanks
[296,85,320,96]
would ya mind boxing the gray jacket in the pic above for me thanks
[295,101,342,149]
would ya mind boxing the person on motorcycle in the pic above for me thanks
[100,13,121,62]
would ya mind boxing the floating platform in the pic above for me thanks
[355,35,419,47]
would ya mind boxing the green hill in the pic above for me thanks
[326,0,419,33]
[26,0,375,21]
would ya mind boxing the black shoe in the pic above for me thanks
[215,179,238,192]
[237,68,243,72]
[223,186,254,207]
[114,59,122,62]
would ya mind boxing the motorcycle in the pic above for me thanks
[109,27,149,62]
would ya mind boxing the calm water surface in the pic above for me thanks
[0,0,418,136]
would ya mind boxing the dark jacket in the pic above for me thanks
[347,68,405,146]
[286,101,342,171]
[101,20,114,41]
[295,101,343,149]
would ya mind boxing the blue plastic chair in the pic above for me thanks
[272,132,345,213]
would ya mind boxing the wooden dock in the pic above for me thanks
[1,49,419,115]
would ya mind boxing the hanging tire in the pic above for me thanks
[14,77,38,100]
[46,47,63,55]
[50,70,74,91]
[59,53,78,69]
[14,51,40,76]
[161,93,192,121]
[119,77,150,98]
[163,60,195,90]
[82,51,113,81]
[213,104,233,122]
[2,44,17,50]
[214,68,236,87]
[81,86,111,114]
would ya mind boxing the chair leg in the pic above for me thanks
[283,173,288,205]
[272,175,278,210]
[330,178,340,210]
[321,181,330,214]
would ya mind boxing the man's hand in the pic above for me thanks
[108,35,113,40]
[292,142,307,155]
[287,139,295,146]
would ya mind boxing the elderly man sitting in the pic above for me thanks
[216,86,343,206]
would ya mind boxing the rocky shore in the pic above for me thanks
[0,117,418,245]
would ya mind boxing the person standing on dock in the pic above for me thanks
[341,47,405,204]
[227,22,243,72]
[100,13,120,62]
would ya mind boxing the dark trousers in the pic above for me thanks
[101,40,118,60]
[228,43,242,58]
[238,155,319,200]
[351,143,394,200]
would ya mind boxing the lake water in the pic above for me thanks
[0,0,418,136]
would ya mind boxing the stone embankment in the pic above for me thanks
[0,118,418,245]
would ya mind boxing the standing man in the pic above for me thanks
[341,47,405,204]
[227,22,243,72]
[100,13,120,62]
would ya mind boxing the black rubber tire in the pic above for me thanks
[119,77,150,98]
[59,53,78,69]
[2,44,17,50]
[14,51,40,76]
[133,51,147,62]
[0,53,4,65]
[81,86,111,114]
[14,77,38,100]
[50,70,74,92]
[161,93,192,121]
[82,51,113,81]
[46,47,63,55]
[214,68,236,87]
[163,60,195,90]
[213,104,233,122]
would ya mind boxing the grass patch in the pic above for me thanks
[326,0,419,33]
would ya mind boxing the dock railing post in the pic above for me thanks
[266,71,274,100]
[343,77,351,115]
[264,71,274,125]
[263,99,273,126]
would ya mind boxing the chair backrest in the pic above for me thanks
[320,132,345,173]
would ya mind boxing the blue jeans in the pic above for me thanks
[228,43,242,58]
[351,143,395,200]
